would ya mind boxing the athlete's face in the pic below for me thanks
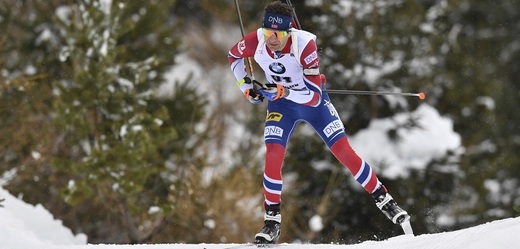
[263,28,290,52]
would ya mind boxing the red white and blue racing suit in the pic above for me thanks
[228,28,383,206]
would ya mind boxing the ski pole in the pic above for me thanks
[234,0,255,80]
[325,89,426,100]
[285,0,302,29]
[282,1,425,100]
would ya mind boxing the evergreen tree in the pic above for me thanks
[0,0,214,243]
[2,0,519,244]
[280,0,520,242]
[0,0,57,212]
[431,0,520,229]
[278,0,451,242]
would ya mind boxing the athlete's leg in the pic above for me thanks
[262,99,300,206]
[305,95,410,226]
[328,137,410,226]
[300,92,382,194]
[256,142,286,244]
[263,142,286,205]
[329,137,382,194]
[256,100,299,244]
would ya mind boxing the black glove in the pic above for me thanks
[240,76,264,104]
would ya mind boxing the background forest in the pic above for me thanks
[1,0,519,245]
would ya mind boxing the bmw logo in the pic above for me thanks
[269,62,286,74]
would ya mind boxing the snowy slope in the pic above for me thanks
[0,187,87,247]
[1,187,519,249]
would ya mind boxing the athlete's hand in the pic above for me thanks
[244,88,264,104]
[239,76,264,104]
[259,84,288,101]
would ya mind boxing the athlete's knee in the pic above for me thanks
[330,137,353,153]
[266,143,286,157]
[330,137,362,167]
[265,143,286,177]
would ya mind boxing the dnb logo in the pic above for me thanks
[264,126,283,138]
[323,120,344,138]
[269,62,286,74]
[266,112,283,122]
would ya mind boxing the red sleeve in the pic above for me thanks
[228,31,259,65]
[300,39,323,91]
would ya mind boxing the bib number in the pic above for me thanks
[271,75,292,83]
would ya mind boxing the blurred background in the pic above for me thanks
[1,0,519,245]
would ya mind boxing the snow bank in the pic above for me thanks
[0,187,87,247]
[1,186,520,249]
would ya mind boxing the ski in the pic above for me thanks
[400,216,415,235]
[223,243,288,249]
[256,244,285,248]
[223,244,256,249]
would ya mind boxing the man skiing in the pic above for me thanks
[228,1,411,244]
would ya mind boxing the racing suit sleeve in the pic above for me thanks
[284,38,322,107]
[228,31,259,94]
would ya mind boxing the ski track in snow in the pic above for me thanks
[7,218,518,249]
[1,184,519,249]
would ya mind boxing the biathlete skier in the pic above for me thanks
[228,0,411,244]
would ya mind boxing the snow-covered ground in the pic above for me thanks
[1,101,513,249]
[1,186,519,249]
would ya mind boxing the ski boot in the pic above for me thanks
[254,204,281,245]
[372,186,414,235]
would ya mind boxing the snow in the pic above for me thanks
[308,215,324,232]
[1,187,519,249]
[0,187,87,247]
[0,2,511,248]
[350,104,461,179]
